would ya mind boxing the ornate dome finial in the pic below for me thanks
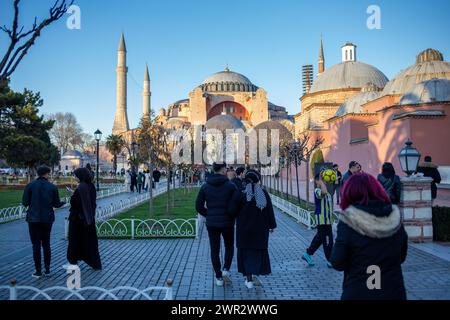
[224,65,230,72]
[416,48,444,64]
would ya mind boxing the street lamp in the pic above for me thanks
[94,129,102,191]
[398,140,421,176]
[131,141,137,170]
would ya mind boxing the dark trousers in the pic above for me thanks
[28,222,53,272]
[137,183,142,194]
[334,184,341,204]
[307,224,333,261]
[207,226,234,278]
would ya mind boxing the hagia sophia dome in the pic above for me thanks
[382,48,450,96]
[200,67,258,92]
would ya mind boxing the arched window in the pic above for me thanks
[345,50,348,61]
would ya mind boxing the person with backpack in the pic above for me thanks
[377,162,401,204]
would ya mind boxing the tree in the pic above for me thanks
[0,0,73,82]
[105,134,126,176]
[48,112,87,153]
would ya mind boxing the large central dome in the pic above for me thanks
[310,61,388,93]
[200,67,258,92]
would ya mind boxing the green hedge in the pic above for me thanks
[432,206,450,242]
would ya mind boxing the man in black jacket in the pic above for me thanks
[22,166,65,278]
[231,166,245,191]
[416,156,442,200]
[195,163,237,286]
[153,168,161,189]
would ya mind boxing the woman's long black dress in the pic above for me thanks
[67,187,102,270]
[230,189,277,276]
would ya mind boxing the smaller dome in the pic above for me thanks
[416,48,444,64]
[335,87,382,117]
[62,150,83,159]
[205,114,245,132]
[253,120,293,143]
[399,78,450,105]
[166,117,189,128]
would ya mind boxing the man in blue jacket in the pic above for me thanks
[195,163,237,286]
[22,165,65,278]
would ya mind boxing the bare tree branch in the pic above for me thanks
[0,0,74,80]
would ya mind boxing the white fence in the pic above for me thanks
[0,185,127,224]
[269,193,314,229]
[0,279,173,300]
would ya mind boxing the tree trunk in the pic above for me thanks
[289,162,293,200]
[305,159,310,204]
[148,160,153,219]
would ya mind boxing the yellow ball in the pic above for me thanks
[322,169,337,184]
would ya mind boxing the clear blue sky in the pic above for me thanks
[1,0,449,137]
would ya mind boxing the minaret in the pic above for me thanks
[112,33,130,135]
[142,64,151,119]
[318,34,325,75]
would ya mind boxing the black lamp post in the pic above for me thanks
[291,141,301,203]
[398,140,421,176]
[94,129,102,191]
[131,141,137,170]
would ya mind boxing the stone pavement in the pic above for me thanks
[1,193,449,300]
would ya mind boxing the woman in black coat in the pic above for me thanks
[330,173,408,300]
[67,168,102,270]
[229,169,277,289]
[377,162,401,204]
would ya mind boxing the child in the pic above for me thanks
[302,172,334,268]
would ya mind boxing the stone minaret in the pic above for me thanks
[318,34,325,75]
[142,64,151,118]
[112,33,130,135]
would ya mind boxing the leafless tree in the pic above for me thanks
[47,112,86,153]
[0,0,73,81]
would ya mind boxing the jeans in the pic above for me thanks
[28,222,53,272]
[137,183,142,194]
[207,226,234,278]
[307,224,334,261]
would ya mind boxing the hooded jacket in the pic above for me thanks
[416,162,441,199]
[195,173,237,228]
[377,174,401,204]
[330,200,408,300]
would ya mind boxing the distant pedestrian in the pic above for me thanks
[231,166,246,191]
[125,170,131,191]
[130,170,137,192]
[67,168,102,270]
[144,170,151,191]
[195,163,237,287]
[22,165,65,278]
[227,168,237,181]
[416,156,442,201]
[377,162,401,204]
[153,168,161,189]
[302,172,334,268]
[331,164,343,205]
[137,172,144,194]
[330,173,407,300]
[341,161,361,187]
[229,169,276,289]
[85,163,95,181]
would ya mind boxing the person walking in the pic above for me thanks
[341,161,361,187]
[130,170,137,193]
[302,172,335,268]
[332,164,343,205]
[125,170,131,192]
[416,156,442,201]
[153,168,161,190]
[137,172,144,194]
[22,165,65,278]
[144,170,151,191]
[231,166,246,191]
[67,168,102,270]
[195,162,237,286]
[229,170,276,289]
[377,162,401,204]
[330,173,408,300]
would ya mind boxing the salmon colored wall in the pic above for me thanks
[363,95,399,113]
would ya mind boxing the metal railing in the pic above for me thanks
[269,193,314,229]
[0,279,173,300]
[0,185,127,224]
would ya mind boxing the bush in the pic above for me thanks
[432,206,450,242]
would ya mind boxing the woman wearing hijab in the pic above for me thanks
[229,169,277,289]
[67,167,102,270]
[377,162,401,204]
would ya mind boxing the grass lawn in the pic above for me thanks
[0,188,71,209]
[97,187,200,238]
[265,187,315,211]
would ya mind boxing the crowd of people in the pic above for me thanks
[20,153,442,300]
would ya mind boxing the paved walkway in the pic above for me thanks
[0,192,449,300]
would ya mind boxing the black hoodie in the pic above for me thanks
[195,173,237,228]
[330,200,408,300]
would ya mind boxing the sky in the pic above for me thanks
[1,0,449,137]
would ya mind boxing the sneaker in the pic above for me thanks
[44,269,51,276]
[302,253,315,266]
[222,270,231,283]
[326,261,333,269]
[252,275,262,286]
[244,280,254,289]
[216,277,224,287]
[31,271,42,279]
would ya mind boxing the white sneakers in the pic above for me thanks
[244,280,254,289]
[216,278,224,287]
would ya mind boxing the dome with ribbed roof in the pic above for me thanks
[382,49,450,96]
[62,150,83,159]
[253,120,293,143]
[310,61,388,93]
[399,78,450,105]
[335,83,382,117]
[200,67,258,92]
[205,114,246,131]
